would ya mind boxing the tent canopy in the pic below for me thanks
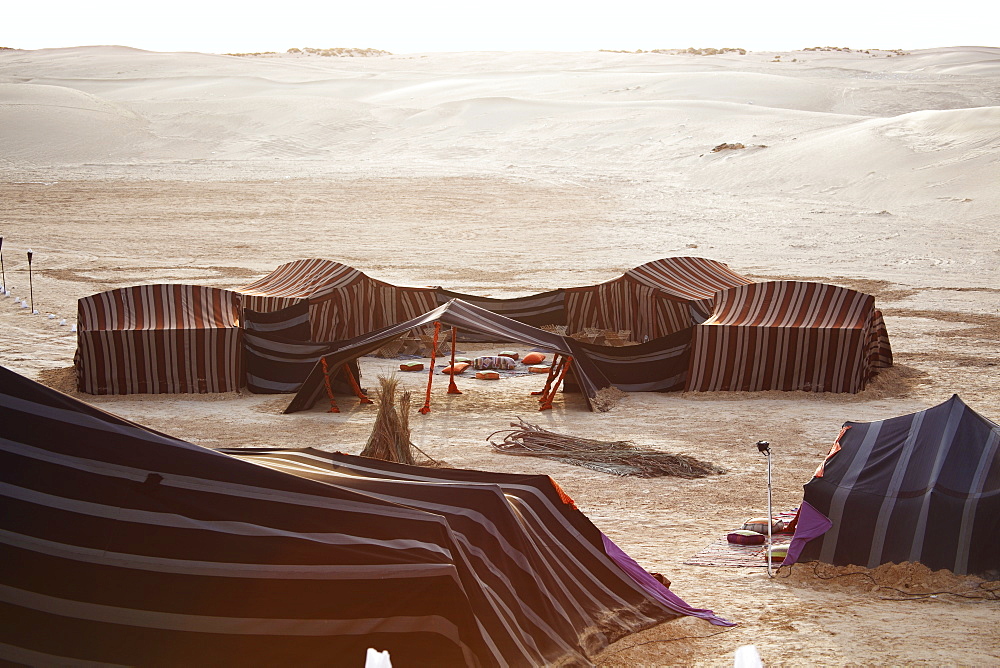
[75,283,242,394]
[240,256,752,345]
[786,395,1000,575]
[284,298,612,413]
[686,280,892,393]
[0,364,729,666]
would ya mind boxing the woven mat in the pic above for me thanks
[684,534,793,568]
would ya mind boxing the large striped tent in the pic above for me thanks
[564,257,754,342]
[242,303,360,395]
[75,284,242,394]
[240,257,750,348]
[434,288,567,336]
[686,281,892,393]
[238,259,438,342]
[285,299,613,413]
[0,365,729,666]
[785,396,1000,575]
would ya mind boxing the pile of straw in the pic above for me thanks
[489,418,725,478]
[360,375,441,466]
[360,375,416,465]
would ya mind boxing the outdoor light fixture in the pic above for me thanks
[756,440,775,577]
[27,249,34,315]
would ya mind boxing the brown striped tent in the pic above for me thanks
[238,258,438,342]
[686,281,892,393]
[564,257,754,342]
[241,257,751,348]
[0,365,731,666]
[75,284,242,394]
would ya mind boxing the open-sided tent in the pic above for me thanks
[785,396,1000,575]
[686,281,892,393]
[0,365,729,666]
[564,257,754,342]
[238,258,438,341]
[75,283,242,394]
[285,298,612,413]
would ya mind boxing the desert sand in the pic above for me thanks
[1,44,999,665]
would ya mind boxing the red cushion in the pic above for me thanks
[441,362,470,375]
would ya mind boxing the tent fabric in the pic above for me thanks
[238,258,438,342]
[242,305,360,395]
[284,299,612,413]
[686,281,892,393]
[223,449,733,629]
[240,257,750,348]
[0,366,725,666]
[75,284,242,394]
[570,329,693,393]
[434,288,567,332]
[242,302,311,341]
[788,395,1000,575]
[564,257,754,341]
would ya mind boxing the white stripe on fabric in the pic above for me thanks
[1,483,450,557]
[1,530,459,582]
[0,584,472,644]
[955,429,1000,574]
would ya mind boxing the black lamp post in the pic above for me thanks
[27,249,34,314]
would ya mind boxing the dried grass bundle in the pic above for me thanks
[489,418,725,478]
[361,375,415,465]
[361,375,443,467]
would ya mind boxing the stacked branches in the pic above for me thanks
[489,418,725,478]
[360,375,416,465]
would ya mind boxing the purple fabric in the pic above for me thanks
[601,534,735,627]
[782,500,833,566]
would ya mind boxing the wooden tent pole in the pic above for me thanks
[419,321,441,414]
[447,326,462,394]
[319,357,340,413]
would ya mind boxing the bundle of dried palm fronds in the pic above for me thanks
[488,418,725,478]
[361,375,442,467]
[361,375,415,464]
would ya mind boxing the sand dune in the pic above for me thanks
[1,45,999,666]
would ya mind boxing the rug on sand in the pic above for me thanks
[684,535,793,568]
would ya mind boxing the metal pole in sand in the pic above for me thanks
[757,440,774,578]
[27,249,34,314]
[0,236,6,293]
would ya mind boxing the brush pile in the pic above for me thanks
[360,375,415,464]
[489,418,725,478]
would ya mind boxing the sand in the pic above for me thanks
[2,45,999,665]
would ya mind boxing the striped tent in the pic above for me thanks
[285,299,613,413]
[434,288,567,338]
[75,284,242,394]
[564,257,754,342]
[238,259,438,342]
[243,303,359,395]
[569,329,693,394]
[0,365,729,666]
[686,281,892,393]
[785,396,1000,575]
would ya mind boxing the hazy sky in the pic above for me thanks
[7,1,998,54]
